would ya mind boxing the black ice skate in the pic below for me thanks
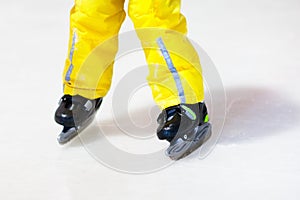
[157,102,212,160]
[55,95,102,144]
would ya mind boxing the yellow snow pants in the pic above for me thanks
[62,0,204,109]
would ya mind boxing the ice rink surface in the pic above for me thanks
[0,0,300,199]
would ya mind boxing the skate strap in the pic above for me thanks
[84,100,93,111]
[71,98,93,111]
[60,95,94,111]
[181,105,197,121]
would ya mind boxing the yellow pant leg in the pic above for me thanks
[128,0,204,109]
[63,0,126,99]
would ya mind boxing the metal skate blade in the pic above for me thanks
[56,113,96,145]
[166,123,212,160]
[57,127,78,145]
[165,138,193,160]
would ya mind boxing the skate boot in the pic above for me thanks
[55,94,103,144]
[157,102,212,160]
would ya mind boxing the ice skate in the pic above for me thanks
[54,95,102,144]
[157,102,212,160]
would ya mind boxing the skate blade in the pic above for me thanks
[166,123,212,160]
[57,127,78,145]
[57,114,96,145]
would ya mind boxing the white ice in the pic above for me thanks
[0,0,300,199]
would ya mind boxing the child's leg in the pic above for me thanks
[63,0,126,99]
[128,0,204,109]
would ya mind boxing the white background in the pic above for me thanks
[0,0,300,199]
